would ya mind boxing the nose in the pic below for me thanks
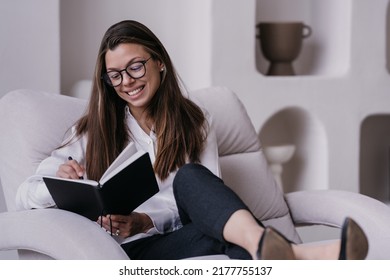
[121,71,136,85]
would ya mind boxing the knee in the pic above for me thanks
[174,163,201,185]
[174,163,222,191]
[173,163,207,192]
[177,163,203,176]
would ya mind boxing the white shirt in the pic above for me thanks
[16,108,220,243]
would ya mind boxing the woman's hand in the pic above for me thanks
[56,157,85,179]
[97,212,154,238]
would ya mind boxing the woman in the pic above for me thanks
[16,20,368,260]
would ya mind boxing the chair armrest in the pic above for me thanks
[285,190,390,259]
[0,209,129,259]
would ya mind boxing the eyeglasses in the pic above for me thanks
[102,57,152,87]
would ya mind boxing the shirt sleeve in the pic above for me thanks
[133,174,181,235]
[16,130,87,210]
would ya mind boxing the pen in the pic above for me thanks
[68,156,84,179]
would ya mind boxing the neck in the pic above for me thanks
[129,107,153,134]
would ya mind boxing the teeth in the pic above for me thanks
[127,86,143,96]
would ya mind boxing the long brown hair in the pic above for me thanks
[74,20,207,181]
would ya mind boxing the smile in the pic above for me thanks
[126,86,144,96]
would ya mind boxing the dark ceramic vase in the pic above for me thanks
[257,22,312,76]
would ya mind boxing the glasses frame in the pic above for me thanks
[102,57,152,87]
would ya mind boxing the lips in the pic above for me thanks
[126,86,144,96]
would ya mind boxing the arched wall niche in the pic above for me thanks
[259,106,328,193]
[360,114,390,203]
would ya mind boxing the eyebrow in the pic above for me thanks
[106,56,146,72]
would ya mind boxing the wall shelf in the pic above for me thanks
[255,0,352,77]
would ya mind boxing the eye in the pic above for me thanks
[128,62,144,72]
[108,71,121,80]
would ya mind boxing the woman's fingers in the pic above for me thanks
[97,214,133,237]
[67,158,85,178]
[56,158,85,179]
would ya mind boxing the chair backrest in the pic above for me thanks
[0,90,87,212]
[0,87,300,242]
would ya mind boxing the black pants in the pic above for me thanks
[121,163,255,259]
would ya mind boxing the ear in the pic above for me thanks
[158,60,167,83]
[158,60,165,72]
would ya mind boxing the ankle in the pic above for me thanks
[242,227,263,259]
[293,241,341,260]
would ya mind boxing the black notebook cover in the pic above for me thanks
[44,153,159,221]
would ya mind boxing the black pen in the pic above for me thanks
[68,156,84,179]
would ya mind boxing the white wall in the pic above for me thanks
[60,0,212,96]
[0,0,59,205]
[0,0,60,97]
[0,0,60,205]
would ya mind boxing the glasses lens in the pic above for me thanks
[126,62,146,79]
[105,71,122,87]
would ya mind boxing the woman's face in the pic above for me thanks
[105,43,164,117]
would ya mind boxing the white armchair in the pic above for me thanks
[1,87,389,259]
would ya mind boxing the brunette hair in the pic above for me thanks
[74,20,207,181]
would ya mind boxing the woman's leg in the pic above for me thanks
[173,163,347,260]
[173,163,264,259]
[223,209,264,259]
[121,223,251,260]
[122,163,256,260]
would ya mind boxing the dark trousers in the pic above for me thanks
[121,163,254,259]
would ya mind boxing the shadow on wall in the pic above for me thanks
[360,115,390,202]
[259,106,328,193]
